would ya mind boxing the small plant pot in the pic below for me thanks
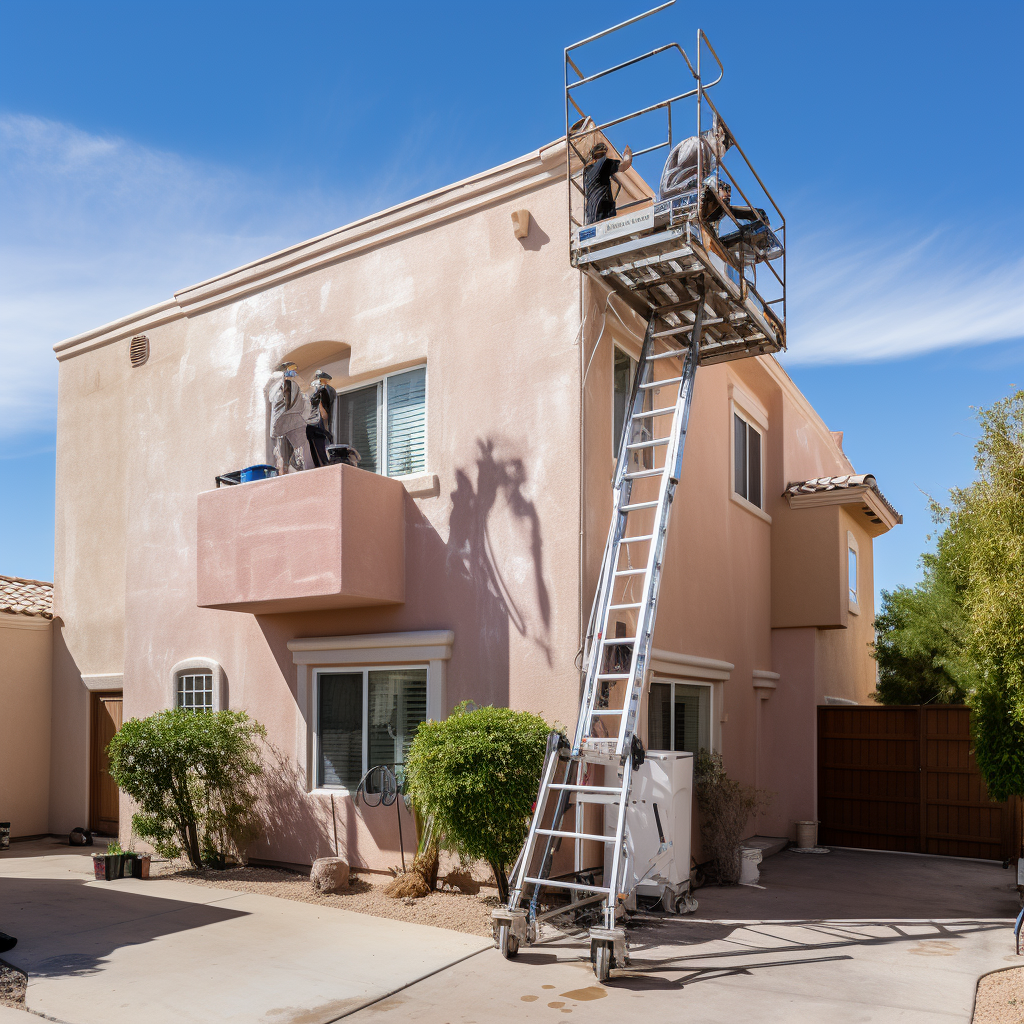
[100,854,125,880]
[795,820,819,849]
[125,854,151,879]
[92,854,106,879]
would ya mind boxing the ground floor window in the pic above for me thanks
[648,680,711,753]
[176,672,213,711]
[315,666,428,791]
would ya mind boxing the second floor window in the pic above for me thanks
[733,412,763,509]
[177,672,213,711]
[335,366,426,477]
[848,539,859,605]
[613,348,637,457]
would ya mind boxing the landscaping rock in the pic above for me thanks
[310,857,349,894]
[383,872,431,899]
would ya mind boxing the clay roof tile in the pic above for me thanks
[0,575,54,619]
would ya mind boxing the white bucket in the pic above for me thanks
[738,846,762,884]
[795,820,818,849]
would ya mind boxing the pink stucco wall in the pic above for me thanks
[50,139,896,864]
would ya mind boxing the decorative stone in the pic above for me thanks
[310,857,349,894]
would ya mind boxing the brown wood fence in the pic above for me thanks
[818,704,1022,861]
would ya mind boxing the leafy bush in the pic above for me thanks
[694,749,770,884]
[404,702,553,901]
[107,708,267,868]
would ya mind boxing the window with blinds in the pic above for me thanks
[333,366,426,479]
[316,666,428,791]
[733,412,763,509]
[647,681,710,753]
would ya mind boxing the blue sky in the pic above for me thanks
[1,0,1021,602]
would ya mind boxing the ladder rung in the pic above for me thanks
[608,602,641,609]
[618,534,653,543]
[596,673,629,680]
[631,406,675,420]
[548,784,621,793]
[620,501,658,512]
[536,828,616,843]
[653,324,697,339]
[639,376,684,390]
[600,637,635,645]
[524,877,612,894]
[613,567,646,576]
[626,438,669,450]
[647,349,685,361]
[624,469,663,480]
[588,709,624,715]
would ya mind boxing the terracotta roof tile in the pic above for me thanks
[783,474,902,523]
[0,575,54,619]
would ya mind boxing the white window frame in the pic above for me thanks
[311,663,429,794]
[847,530,860,615]
[728,383,771,523]
[334,364,427,479]
[612,345,638,458]
[648,677,714,754]
[169,657,226,711]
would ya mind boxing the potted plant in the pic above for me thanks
[122,839,152,879]
[98,839,126,881]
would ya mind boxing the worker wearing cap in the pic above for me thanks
[306,369,337,468]
[268,361,312,474]
[583,140,633,225]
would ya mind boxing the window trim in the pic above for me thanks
[334,363,427,479]
[847,530,860,615]
[648,677,714,754]
[311,663,429,794]
[169,657,226,711]
[728,386,771,523]
[612,344,637,458]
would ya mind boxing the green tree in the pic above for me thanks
[404,702,553,901]
[107,708,267,868]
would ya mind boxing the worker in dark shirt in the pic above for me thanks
[306,369,337,468]
[583,141,633,224]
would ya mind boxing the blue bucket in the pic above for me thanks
[240,464,278,483]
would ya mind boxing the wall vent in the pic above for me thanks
[130,334,149,367]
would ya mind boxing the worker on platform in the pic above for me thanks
[583,140,633,224]
[659,117,733,202]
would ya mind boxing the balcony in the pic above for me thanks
[197,464,405,614]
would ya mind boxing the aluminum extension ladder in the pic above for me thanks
[492,285,706,982]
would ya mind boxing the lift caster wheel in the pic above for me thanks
[593,943,611,982]
[497,923,520,959]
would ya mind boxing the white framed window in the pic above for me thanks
[177,672,214,711]
[848,530,860,613]
[313,665,428,791]
[647,679,712,753]
[733,411,763,509]
[334,365,426,477]
[613,347,637,458]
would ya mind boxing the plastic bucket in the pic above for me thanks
[739,847,762,884]
[795,821,819,849]
[240,464,277,483]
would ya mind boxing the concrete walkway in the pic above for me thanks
[347,847,1020,1023]
[0,839,490,1024]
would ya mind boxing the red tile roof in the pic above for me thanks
[0,575,54,618]
[783,474,902,523]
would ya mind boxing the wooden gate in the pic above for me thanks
[818,704,1021,861]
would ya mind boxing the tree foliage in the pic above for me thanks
[107,708,267,868]
[404,702,553,901]
[872,390,1024,801]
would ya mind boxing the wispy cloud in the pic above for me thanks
[0,114,363,438]
[785,228,1024,364]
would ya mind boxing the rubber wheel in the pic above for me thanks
[498,923,520,959]
[594,943,611,983]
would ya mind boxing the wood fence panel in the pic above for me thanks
[818,704,1014,861]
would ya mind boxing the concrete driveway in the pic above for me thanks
[0,839,489,1024]
[347,847,1020,1023]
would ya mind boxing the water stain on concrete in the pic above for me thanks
[262,997,363,1023]
[908,940,960,957]
[541,984,556,989]
[560,986,607,1001]
[521,995,538,1001]
[547,1001,565,1008]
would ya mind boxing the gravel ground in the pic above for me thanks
[973,967,1024,1024]
[0,959,26,1008]
[158,865,498,937]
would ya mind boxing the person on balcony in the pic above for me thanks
[659,117,733,202]
[583,140,633,225]
[306,369,336,468]
[268,362,312,474]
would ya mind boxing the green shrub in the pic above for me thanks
[404,702,553,901]
[107,708,267,868]
[694,749,770,884]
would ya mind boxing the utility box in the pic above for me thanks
[604,751,694,909]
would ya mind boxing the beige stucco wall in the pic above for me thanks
[51,140,893,863]
[0,615,52,837]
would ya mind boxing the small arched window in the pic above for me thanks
[170,658,225,712]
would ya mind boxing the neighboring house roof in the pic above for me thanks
[783,474,903,532]
[0,575,54,618]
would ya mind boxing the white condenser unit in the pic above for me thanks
[604,750,697,914]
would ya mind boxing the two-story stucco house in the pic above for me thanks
[45,137,899,869]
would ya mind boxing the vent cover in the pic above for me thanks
[130,334,149,367]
